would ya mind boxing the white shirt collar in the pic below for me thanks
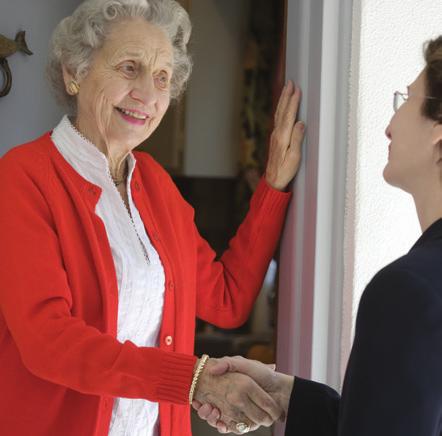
[51,115,136,188]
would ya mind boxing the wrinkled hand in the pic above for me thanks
[265,80,305,192]
[193,356,294,434]
[193,358,284,434]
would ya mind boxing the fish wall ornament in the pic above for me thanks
[0,31,33,98]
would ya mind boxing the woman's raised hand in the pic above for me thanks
[265,81,305,191]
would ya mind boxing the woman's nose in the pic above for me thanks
[130,76,158,108]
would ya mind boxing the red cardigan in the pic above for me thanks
[0,133,291,436]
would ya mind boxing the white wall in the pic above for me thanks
[0,0,80,155]
[342,0,442,372]
[183,0,250,177]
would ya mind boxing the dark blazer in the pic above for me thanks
[285,218,442,436]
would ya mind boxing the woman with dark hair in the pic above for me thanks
[194,36,442,436]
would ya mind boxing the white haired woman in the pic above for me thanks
[0,1,305,435]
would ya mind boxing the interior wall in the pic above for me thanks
[342,0,442,374]
[183,0,250,178]
[0,0,80,155]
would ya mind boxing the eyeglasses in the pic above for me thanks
[393,91,438,112]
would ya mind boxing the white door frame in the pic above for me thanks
[276,0,354,424]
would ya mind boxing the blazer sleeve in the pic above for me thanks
[285,377,340,436]
[0,152,196,404]
[284,267,442,436]
[195,177,291,328]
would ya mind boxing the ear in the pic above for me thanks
[61,65,76,93]
[434,124,442,167]
[431,121,442,146]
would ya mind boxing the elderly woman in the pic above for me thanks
[196,36,442,436]
[0,0,305,436]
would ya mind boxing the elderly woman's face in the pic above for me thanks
[384,70,442,192]
[71,18,173,150]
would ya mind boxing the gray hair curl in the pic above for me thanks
[47,0,192,113]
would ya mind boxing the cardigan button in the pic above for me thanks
[168,281,174,291]
[134,181,141,191]
[165,335,173,346]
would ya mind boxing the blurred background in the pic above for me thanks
[142,1,286,433]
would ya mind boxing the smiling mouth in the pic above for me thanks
[115,107,149,121]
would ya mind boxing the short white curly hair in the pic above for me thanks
[47,0,192,114]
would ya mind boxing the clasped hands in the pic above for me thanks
[192,356,294,434]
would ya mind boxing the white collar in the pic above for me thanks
[51,115,136,188]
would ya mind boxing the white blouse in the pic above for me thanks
[52,116,165,436]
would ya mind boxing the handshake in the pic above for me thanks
[192,356,295,434]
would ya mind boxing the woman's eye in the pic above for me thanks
[155,72,170,90]
[119,63,137,77]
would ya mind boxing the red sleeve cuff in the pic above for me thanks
[251,177,292,214]
[156,352,197,404]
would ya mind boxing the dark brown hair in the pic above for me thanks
[423,36,442,123]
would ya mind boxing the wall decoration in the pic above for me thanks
[0,31,33,97]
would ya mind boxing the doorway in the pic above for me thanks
[138,0,287,434]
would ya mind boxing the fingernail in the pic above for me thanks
[298,122,305,131]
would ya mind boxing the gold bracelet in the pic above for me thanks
[189,354,209,405]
